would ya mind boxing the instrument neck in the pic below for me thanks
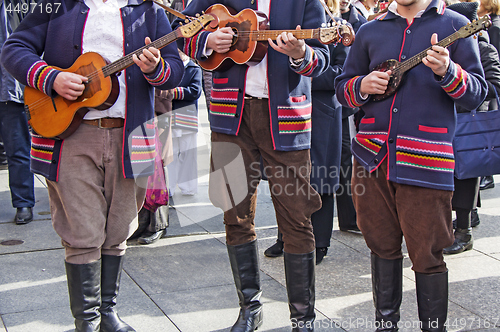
[102,30,180,76]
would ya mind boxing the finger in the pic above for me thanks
[145,37,152,45]
[142,48,155,61]
[430,33,438,45]
[268,39,280,51]
[147,47,160,58]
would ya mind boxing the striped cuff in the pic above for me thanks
[441,62,468,99]
[294,46,318,76]
[172,87,184,100]
[183,31,207,59]
[27,60,60,96]
[343,76,364,107]
[144,58,171,86]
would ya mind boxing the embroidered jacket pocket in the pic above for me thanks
[396,135,454,173]
[360,117,375,124]
[210,78,238,117]
[418,125,448,134]
[277,97,312,134]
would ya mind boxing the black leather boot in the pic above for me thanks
[415,271,448,332]
[227,240,263,332]
[264,232,283,258]
[443,228,473,255]
[284,251,315,331]
[65,260,101,332]
[371,254,403,331]
[100,255,135,332]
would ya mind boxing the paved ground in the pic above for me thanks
[1,97,500,332]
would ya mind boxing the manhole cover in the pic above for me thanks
[1,239,24,246]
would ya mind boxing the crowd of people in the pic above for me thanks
[0,0,498,330]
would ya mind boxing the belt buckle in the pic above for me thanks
[98,118,105,129]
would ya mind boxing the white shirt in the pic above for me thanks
[245,0,270,98]
[82,0,127,119]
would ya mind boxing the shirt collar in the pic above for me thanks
[375,0,446,20]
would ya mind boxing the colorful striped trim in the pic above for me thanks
[344,76,364,107]
[354,131,387,155]
[172,87,184,100]
[145,58,171,86]
[174,113,198,129]
[130,134,156,163]
[277,103,312,120]
[279,120,312,134]
[210,88,238,117]
[295,47,318,76]
[30,134,56,164]
[396,136,454,172]
[437,0,446,14]
[277,103,312,134]
[27,60,59,96]
[183,32,202,59]
[442,63,468,99]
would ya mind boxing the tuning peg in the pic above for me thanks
[179,22,183,26]
[202,10,205,14]
[195,13,200,17]
[185,18,189,23]
[321,23,326,27]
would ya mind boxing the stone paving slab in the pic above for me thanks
[151,278,338,332]
[0,218,62,254]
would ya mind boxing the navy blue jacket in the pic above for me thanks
[173,0,330,151]
[1,0,184,181]
[335,0,487,191]
[310,18,348,194]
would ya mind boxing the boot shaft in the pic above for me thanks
[415,271,448,332]
[371,254,403,331]
[65,260,101,332]
[284,251,315,330]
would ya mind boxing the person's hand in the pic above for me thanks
[133,37,161,74]
[268,25,306,60]
[360,70,392,95]
[53,71,88,100]
[423,33,449,78]
[206,27,234,54]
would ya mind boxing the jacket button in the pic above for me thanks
[374,158,379,164]
[52,160,57,164]
[393,108,398,113]
[389,138,394,143]
[401,55,406,60]
[74,45,79,50]
[407,29,411,34]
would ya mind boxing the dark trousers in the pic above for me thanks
[0,101,34,208]
[210,99,321,254]
[336,117,357,229]
[311,193,334,248]
[352,159,454,274]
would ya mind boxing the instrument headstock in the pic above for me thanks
[457,15,492,39]
[318,21,355,46]
[177,13,219,38]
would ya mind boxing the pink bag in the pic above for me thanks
[143,132,169,212]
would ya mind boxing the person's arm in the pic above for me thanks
[1,1,61,97]
[172,63,203,101]
[142,4,184,90]
[431,30,487,111]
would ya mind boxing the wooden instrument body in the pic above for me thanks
[24,52,119,139]
[200,4,263,71]
[371,59,403,102]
